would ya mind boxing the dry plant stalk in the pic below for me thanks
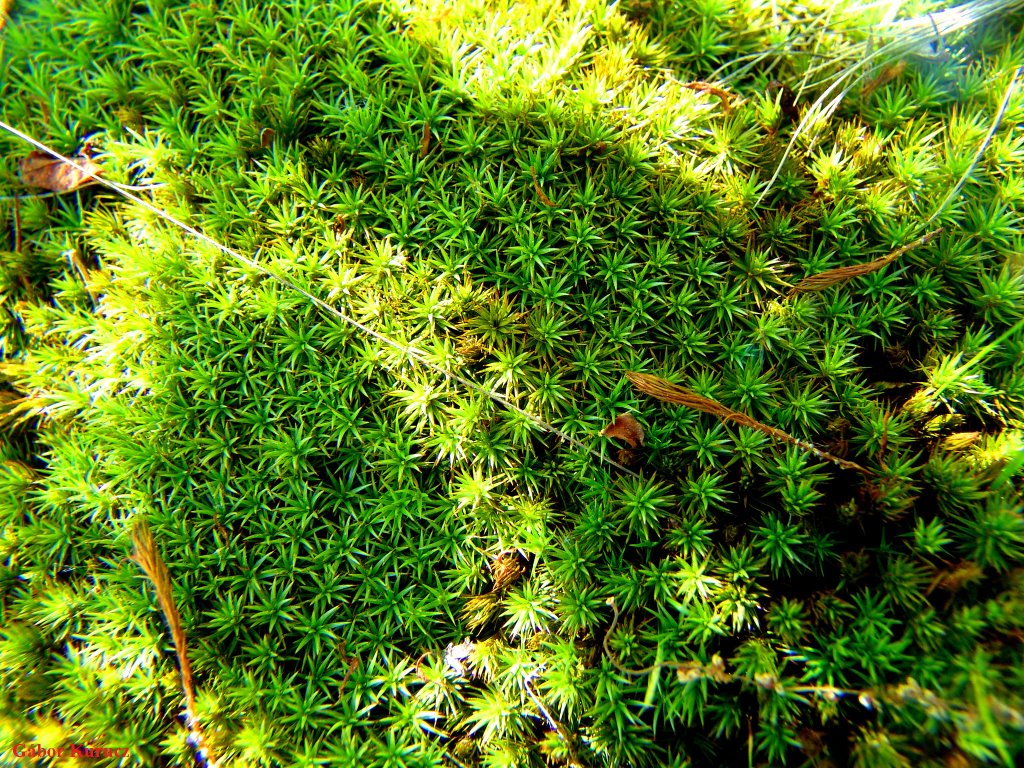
[681,81,734,111]
[420,122,432,158]
[788,228,941,296]
[530,165,555,206]
[626,371,870,474]
[130,521,219,768]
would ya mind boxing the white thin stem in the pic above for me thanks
[928,64,1023,223]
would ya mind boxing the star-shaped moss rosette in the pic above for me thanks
[1,1,1023,766]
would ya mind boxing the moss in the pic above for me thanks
[2,0,1024,766]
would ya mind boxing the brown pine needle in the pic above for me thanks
[626,372,870,474]
[789,228,941,296]
[130,521,219,767]
[530,165,555,206]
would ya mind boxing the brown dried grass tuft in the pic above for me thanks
[626,371,870,473]
[788,228,941,296]
[130,520,219,767]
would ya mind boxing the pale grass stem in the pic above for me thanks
[928,64,1023,224]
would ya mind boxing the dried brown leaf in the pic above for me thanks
[766,80,799,124]
[601,413,645,448]
[19,151,103,193]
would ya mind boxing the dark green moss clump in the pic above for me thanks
[1,0,1023,766]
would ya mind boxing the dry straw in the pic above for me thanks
[130,520,219,768]
[788,228,941,296]
[626,371,870,473]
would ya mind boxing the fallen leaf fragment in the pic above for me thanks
[601,413,645,448]
[19,150,103,193]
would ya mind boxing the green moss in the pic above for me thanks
[2,0,1024,766]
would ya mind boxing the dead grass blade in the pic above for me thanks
[626,371,870,474]
[860,59,907,97]
[530,165,555,206]
[420,122,432,158]
[788,228,941,296]
[928,65,1022,224]
[131,520,219,767]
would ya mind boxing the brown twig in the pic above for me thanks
[681,81,734,112]
[530,165,555,206]
[788,228,941,296]
[524,676,585,767]
[130,521,219,767]
[625,371,871,473]
[69,248,99,304]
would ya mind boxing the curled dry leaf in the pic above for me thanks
[19,150,103,193]
[601,413,645,448]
